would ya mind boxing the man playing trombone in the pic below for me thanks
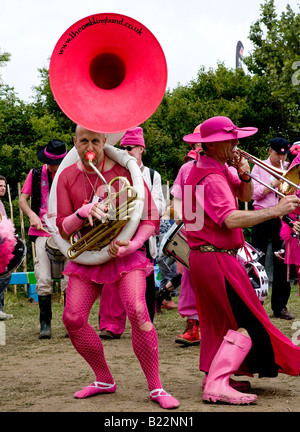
[182,116,300,406]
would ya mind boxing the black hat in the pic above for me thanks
[36,139,67,165]
[269,137,290,154]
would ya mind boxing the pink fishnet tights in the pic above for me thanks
[63,271,162,391]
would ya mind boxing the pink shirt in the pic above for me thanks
[183,155,244,250]
[171,161,195,199]
[21,165,55,237]
[56,161,160,236]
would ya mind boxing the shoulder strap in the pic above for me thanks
[186,165,226,192]
[31,166,43,216]
[149,168,155,188]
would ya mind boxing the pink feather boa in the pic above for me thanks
[0,216,16,274]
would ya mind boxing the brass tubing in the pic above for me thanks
[238,149,300,193]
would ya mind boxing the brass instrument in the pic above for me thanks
[47,13,168,263]
[67,159,138,259]
[230,149,300,197]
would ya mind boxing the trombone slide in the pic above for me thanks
[231,149,300,197]
[244,172,285,198]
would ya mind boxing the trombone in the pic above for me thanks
[229,148,300,198]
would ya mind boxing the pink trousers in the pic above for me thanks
[99,267,198,335]
[99,282,127,336]
[178,267,198,319]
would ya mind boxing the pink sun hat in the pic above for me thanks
[183,116,258,144]
[120,127,145,148]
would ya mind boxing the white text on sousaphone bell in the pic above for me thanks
[59,16,143,55]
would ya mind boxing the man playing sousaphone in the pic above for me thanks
[56,125,179,409]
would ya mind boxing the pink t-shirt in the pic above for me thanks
[183,155,244,250]
[21,165,55,237]
[171,160,195,199]
[56,161,160,236]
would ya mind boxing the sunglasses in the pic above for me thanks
[121,146,136,151]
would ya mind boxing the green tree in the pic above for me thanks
[243,0,300,140]
[0,50,11,84]
[32,66,75,135]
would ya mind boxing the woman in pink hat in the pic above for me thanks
[182,116,300,405]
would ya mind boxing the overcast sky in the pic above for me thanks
[0,0,299,102]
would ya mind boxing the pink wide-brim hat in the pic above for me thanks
[183,116,258,144]
[120,127,145,148]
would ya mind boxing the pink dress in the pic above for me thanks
[57,161,159,284]
[183,155,300,377]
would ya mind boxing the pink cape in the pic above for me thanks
[189,250,300,376]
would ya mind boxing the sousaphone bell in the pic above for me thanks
[47,13,168,261]
[49,12,168,133]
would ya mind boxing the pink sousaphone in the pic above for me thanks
[44,13,168,265]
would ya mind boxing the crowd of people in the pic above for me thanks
[1,118,300,409]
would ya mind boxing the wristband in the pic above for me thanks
[239,175,251,183]
[76,211,86,220]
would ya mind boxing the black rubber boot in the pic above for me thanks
[38,295,52,339]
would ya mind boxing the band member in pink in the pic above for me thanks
[182,116,300,405]
[171,150,201,346]
[56,125,179,410]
